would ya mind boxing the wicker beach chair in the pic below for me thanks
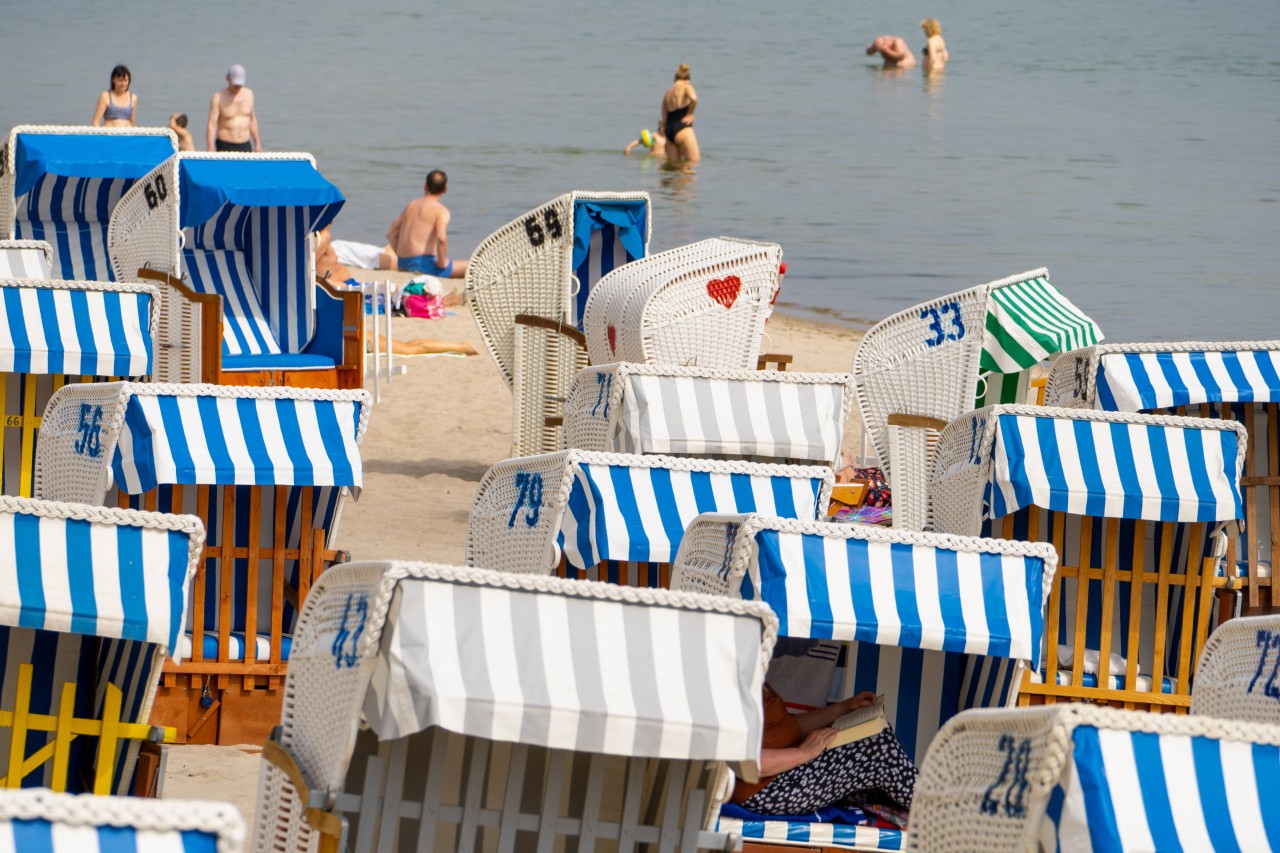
[1189,614,1280,725]
[466,191,650,456]
[0,239,52,278]
[1046,340,1280,613]
[33,381,370,747]
[563,363,854,467]
[909,703,1280,852]
[0,126,177,281]
[671,514,1056,853]
[850,268,1101,531]
[0,496,201,796]
[583,237,783,369]
[107,152,362,389]
[930,404,1246,712]
[254,561,777,852]
[467,449,833,584]
[0,788,244,851]
[0,276,155,496]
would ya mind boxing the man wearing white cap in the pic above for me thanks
[207,64,261,152]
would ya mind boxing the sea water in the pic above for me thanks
[3,0,1276,340]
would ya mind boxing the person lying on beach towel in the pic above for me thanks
[317,228,396,285]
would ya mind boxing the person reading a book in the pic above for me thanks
[731,682,918,819]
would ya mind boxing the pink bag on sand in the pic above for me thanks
[403,293,444,319]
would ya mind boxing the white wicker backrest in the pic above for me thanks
[0,239,52,278]
[1191,614,1280,725]
[466,191,651,389]
[563,363,854,466]
[909,703,1280,853]
[466,450,578,574]
[583,237,781,369]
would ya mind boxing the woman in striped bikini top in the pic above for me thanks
[92,64,137,127]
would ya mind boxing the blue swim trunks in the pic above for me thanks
[398,254,454,277]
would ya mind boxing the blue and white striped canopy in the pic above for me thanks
[179,158,344,231]
[1095,348,1280,412]
[748,528,1050,669]
[0,500,196,658]
[0,281,152,376]
[559,462,825,571]
[0,819,220,853]
[110,388,366,494]
[1049,723,1280,850]
[988,412,1243,523]
[12,134,176,200]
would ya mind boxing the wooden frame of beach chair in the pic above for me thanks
[33,381,370,747]
[563,363,855,468]
[0,276,156,497]
[0,788,245,852]
[1189,613,1280,725]
[850,268,1102,530]
[466,449,833,584]
[909,703,1280,852]
[254,561,777,853]
[582,237,784,369]
[0,239,52,278]
[930,404,1246,713]
[0,496,202,796]
[106,152,363,389]
[466,191,651,456]
[1045,340,1280,614]
[0,125,178,281]
[671,514,1057,853]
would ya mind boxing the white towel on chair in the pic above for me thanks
[332,239,385,270]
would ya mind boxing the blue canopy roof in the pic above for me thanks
[14,134,175,199]
[179,158,345,230]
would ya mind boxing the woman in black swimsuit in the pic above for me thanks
[660,64,700,162]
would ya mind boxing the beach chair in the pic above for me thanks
[930,404,1246,712]
[33,381,370,747]
[563,363,854,467]
[466,191,650,455]
[255,561,776,852]
[1189,614,1280,725]
[467,449,832,583]
[0,126,177,281]
[107,152,363,389]
[582,237,783,369]
[0,788,244,851]
[0,239,52,278]
[850,268,1101,531]
[909,703,1280,852]
[0,276,155,497]
[0,496,200,796]
[1046,340,1280,613]
[670,514,1056,853]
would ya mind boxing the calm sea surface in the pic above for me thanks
[3,0,1277,340]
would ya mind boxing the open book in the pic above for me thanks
[826,697,888,750]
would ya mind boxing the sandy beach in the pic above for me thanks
[161,267,865,827]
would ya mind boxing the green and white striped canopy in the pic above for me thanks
[979,275,1102,375]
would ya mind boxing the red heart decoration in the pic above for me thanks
[607,324,617,354]
[707,276,742,309]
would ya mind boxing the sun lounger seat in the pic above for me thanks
[34,381,370,746]
[930,404,1246,711]
[909,703,1280,852]
[0,239,52,278]
[1046,340,1280,612]
[0,126,176,281]
[255,561,776,852]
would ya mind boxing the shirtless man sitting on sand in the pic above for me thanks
[207,65,262,152]
[866,35,916,69]
[388,170,467,279]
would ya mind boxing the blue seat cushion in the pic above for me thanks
[222,352,336,371]
[181,632,292,662]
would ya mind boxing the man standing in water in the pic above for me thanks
[207,65,262,152]
[866,36,916,68]
[388,170,468,279]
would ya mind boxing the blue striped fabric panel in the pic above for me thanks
[183,246,280,357]
[15,176,130,281]
[558,463,824,571]
[111,393,363,493]
[0,820,219,852]
[248,206,314,352]
[1051,726,1280,851]
[1096,350,1280,412]
[0,285,152,376]
[717,817,904,851]
[989,413,1242,523]
[572,221,632,327]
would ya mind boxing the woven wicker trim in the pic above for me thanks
[565,448,833,479]
[6,124,178,147]
[0,276,158,296]
[0,239,52,255]
[174,150,318,166]
[592,362,853,385]
[857,267,1049,345]
[0,789,244,850]
[1091,340,1280,356]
